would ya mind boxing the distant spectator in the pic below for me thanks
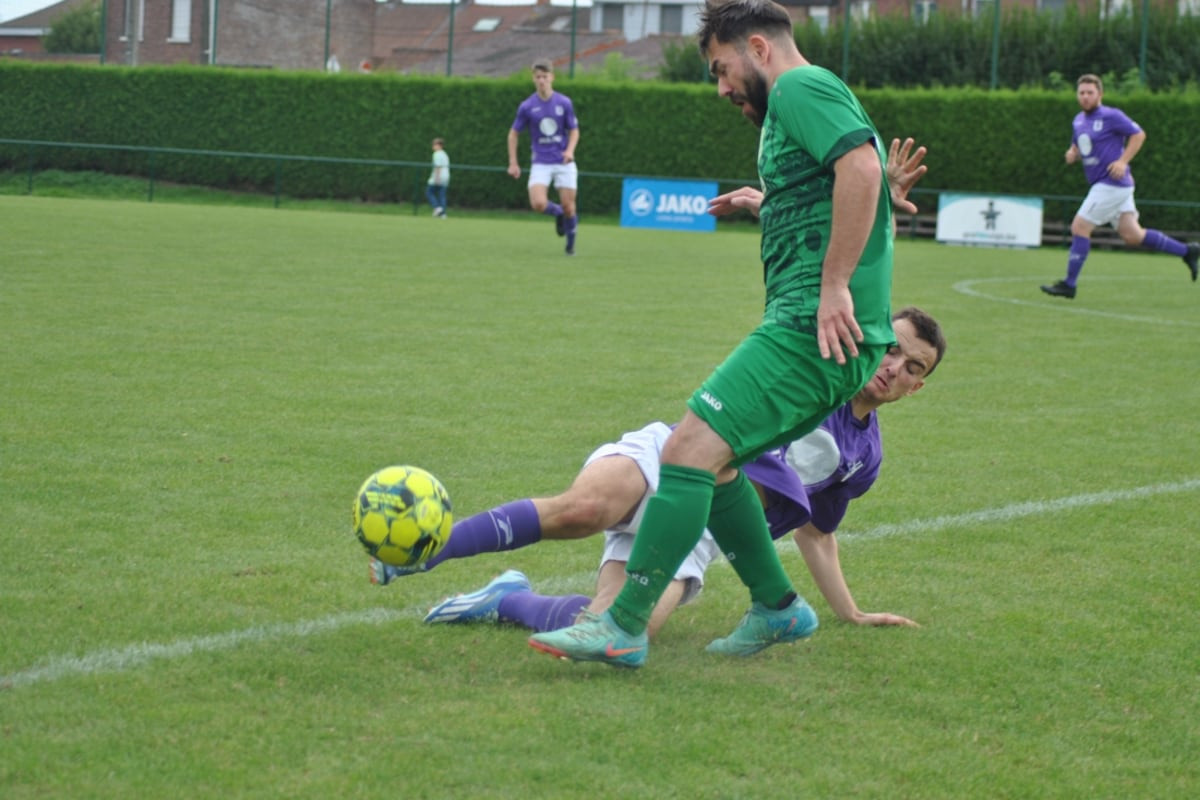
[426,138,450,218]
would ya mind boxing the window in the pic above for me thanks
[1102,0,1131,19]
[660,4,682,34]
[170,0,191,42]
[914,1,936,24]
[121,0,145,41]
[601,3,623,31]
[809,6,830,32]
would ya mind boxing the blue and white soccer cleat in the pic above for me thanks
[705,596,819,656]
[528,609,648,669]
[422,569,531,624]
[368,557,428,587]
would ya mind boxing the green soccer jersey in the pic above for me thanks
[757,65,894,346]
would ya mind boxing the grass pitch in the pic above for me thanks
[1,195,1197,799]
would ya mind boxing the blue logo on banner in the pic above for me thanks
[620,178,718,233]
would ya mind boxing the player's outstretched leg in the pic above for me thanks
[528,609,647,668]
[423,570,531,624]
[705,596,819,657]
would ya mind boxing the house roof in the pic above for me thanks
[0,0,92,31]
[376,2,689,78]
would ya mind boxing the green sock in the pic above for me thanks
[706,470,795,608]
[609,463,715,635]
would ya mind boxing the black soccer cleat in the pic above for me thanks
[1039,280,1076,299]
[1184,243,1199,282]
[555,213,566,237]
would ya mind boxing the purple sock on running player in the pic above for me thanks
[1065,235,1091,285]
[497,591,590,632]
[423,499,542,570]
[1140,228,1188,257]
[542,202,563,218]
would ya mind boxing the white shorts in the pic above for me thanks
[528,162,578,191]
[1076,183,1137,227]
[583,422,722,607]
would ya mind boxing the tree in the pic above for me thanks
[43,2,102,54]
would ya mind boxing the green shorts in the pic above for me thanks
[687,322,886,466]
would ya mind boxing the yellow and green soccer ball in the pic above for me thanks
[352,465,453,567]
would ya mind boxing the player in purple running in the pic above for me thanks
[507,59,580,256]
[1041,73,1198,299]
[382,307,944,643]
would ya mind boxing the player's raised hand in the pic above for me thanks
[886,137,927,214]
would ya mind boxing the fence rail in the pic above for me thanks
[6,138,1200,245]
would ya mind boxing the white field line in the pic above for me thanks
[952,276,1200,327]
[4,478,1197,691]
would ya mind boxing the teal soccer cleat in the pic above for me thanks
[705,597,819,656]
[423,569,531,624]
[528,610,647,668]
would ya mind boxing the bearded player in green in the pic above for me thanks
[528,0,896,668]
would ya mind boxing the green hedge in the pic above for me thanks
[3,60,1199,228]
[0,61,758,215]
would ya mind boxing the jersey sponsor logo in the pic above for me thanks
[700,390,723,411]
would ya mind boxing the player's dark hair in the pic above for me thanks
[893,306,946,376]
[532,59,554,73]
[1077,73,1103,92]
[697,0,795,56]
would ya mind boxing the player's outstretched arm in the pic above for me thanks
[793,523,919,627]
[886,137,927,215]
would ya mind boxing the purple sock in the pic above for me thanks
[1065,235,1091,285]
[566,215,578,234]
[1140,228,1188,257]
[424,499,541,570]
[497,591,590,632]
[542,202,563,218]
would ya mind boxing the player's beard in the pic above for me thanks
[742,67,771,128]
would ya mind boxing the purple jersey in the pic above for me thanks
[742,403,882,538]
[511,91,578,165]
[1072,105,1141,188]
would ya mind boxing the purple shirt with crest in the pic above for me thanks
[1072,105,1141,188]
[742,403,882,538]
[511,91,578,165]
